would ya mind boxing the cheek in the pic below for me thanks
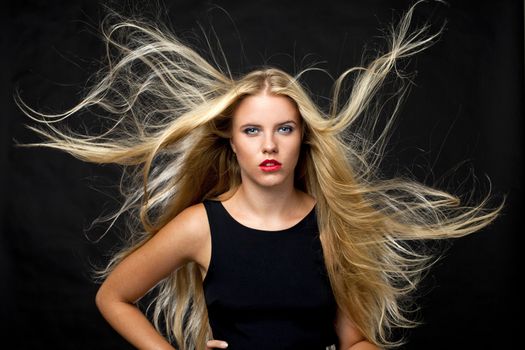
[288,137,302,157]
[233,139,254,159]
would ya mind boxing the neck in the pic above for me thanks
[231,179,301,218]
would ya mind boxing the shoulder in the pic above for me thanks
[173,202,208,229]
[168,201,209,238]
[159,202,210,263]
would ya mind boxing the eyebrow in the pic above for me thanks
[239,120,298,128]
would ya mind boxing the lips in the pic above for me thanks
[259,159,282,172]
[259,159,282,166]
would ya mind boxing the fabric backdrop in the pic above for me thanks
[3,0,522,349]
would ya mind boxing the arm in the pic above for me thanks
[95,204,208,350]
[335,307,381,350]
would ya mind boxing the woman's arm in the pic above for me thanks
[335,307,381,350]
[95,204,209,350]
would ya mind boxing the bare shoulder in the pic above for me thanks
[173,202,208,231]
[162,202,210,268]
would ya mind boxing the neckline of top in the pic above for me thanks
[215,200,316,233]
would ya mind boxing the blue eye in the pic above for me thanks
[243,127,259,135]
[242,126,294,135]
[279,126,293,133]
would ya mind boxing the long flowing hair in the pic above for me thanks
[16,1,503,348]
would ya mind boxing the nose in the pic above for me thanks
[262,133,277,154]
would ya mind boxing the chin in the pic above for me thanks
[259,174,292,187]
[240,169,292,188]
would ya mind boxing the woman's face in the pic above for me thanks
[230,93,302,189]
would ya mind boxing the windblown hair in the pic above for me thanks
[16,1,503,348]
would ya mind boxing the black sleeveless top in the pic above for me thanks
[202,199,339,350]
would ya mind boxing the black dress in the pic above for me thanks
[202,199,339,350]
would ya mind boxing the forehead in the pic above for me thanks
[232,94,300,125]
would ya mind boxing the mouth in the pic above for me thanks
[259,159,282,172]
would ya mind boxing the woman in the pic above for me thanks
[16,1,503,349]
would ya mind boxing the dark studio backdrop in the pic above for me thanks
[2,0,523,349]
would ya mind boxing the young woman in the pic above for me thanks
[16,2,503,349]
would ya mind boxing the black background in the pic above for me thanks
[3,0,523,349]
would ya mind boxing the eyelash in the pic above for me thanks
[243,126,294,135]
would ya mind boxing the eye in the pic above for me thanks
[243,127,259,135]
[278,125,294,134]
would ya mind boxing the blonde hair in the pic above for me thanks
[16,1,503,348]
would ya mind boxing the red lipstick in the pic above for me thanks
[259,159,282,172]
